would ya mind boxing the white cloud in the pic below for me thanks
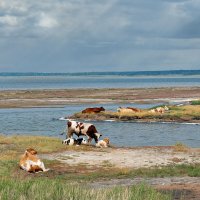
[0,15,18,26]
[37,13,58,28]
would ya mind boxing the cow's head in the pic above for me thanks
[100,107,105,111]
[26,148,37,155]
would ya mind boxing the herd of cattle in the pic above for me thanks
[19,105,170,173]
[81,105,169,114]
[62,105,169,147]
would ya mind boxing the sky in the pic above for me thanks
[0,0,200,72]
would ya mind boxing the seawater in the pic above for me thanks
[0,70,200,90]
[0,104,199,147]
[0,70,200,147]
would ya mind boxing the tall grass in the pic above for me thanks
[0,179,171,200]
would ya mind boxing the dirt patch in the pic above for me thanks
[42,146,200,169]
[157,183,200,200]
[88,177,200,200]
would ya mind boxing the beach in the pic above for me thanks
[1,87,200,199]
[0,87,200,108]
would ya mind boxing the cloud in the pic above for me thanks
[37,13,58,28]
[0,15,18,26]
[0,0,200,72]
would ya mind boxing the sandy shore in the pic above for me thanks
[41,145,200,199]
[0,87,200,108]
[43,146,200,169]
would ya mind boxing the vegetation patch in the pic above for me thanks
[0,135,66,160]
[70,105,200,123]
[191,100,200,105]
[0,135,200,199]
[173,142,189,152]
[0,179,171,200]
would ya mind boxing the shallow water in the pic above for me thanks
[0,104,199,147]
[1,75,200,90]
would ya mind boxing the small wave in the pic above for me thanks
[103,119,116,122]
[160,121,200,125]
[58,117,68,121]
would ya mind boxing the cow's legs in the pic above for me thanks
[67,130,73,139]
[87,137,92,144]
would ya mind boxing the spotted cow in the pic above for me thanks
[67,120,102,143]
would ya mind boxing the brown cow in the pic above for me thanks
[19,148,49,173]
[82,107,105,114]
[126,107,141,112]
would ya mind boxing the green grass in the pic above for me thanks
[0,179,171,200]
[191,100,200,105]
[1,159,200,183]
[0,135,199,199]
[1,159,200,199]
[0,135,65,160]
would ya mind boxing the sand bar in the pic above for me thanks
[0,87,200,108]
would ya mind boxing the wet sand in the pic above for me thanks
[0,87,200,108]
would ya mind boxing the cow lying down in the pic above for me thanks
[67,120,102,143]
[19,148,49,173]
[62,137,110,148]
[96,138,110,148]
[62,138,87,146]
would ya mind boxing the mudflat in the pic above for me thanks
[0,87,200,108]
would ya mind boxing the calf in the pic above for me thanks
[96,138,110,148]
[67,120,102,143]
[82,107,105,114]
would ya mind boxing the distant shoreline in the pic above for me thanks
[1,69,200,76]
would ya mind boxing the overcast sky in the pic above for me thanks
[0,0,200,72]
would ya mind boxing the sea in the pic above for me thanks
[0,70,200,147]
[0,70,200,90]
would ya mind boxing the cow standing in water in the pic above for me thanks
[67,120,102,143]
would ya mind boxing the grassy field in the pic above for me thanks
[0,135,174,200]
[0,179,171,200]
[1,135,200,199]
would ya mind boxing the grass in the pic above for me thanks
[173,142,189,152]
[0,135,65,160]
[0,135,199,199]
[191,100,200,105]
[0,135,200,179]
[0,134,102,161]
[0,179,171,200]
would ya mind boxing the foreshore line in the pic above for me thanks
[0,87,200,108]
